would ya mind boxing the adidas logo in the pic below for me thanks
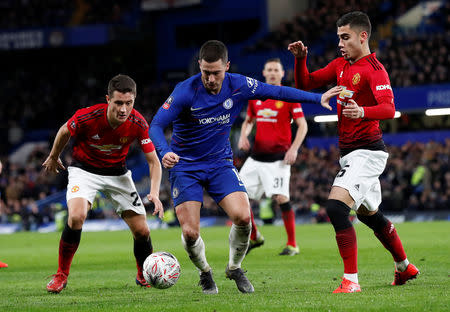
[354,184,360,191]
[91,134,100,140]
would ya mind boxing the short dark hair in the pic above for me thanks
[108,74,136,97]
[265,58,283,68]
[199,40,228,63]
[337,11,371,38]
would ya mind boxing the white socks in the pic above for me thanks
[344,273,358,284]
[228,223,251,270]
[395,259,410,272]
[181,235,211,272]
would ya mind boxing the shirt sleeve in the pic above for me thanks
[364,69,395,120]
[149,84,189,157]
[290,102,304,119]
[66,110,82,137]
[242,75,322,104]
[247,100,256,118]
[138,125,155,154]
[294,57,337,90]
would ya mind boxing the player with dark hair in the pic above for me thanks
[239,58,306,256]
[150,40,341,294]
[0,160,8,268]
[288,11,419,293]
[43,74,164,293]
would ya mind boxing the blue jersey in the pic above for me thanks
[149,73,322,171]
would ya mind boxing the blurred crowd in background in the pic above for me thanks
[0,0,449,230]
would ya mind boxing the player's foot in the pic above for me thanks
[0,261,8,268]
[46,272,68,293]
[198,270,218,294]
[136,273,151,288]
[392,263,419,286]
[246,235,264,255]
[332,277,361,293]
[225,264,254,293]
[279,245,300,256]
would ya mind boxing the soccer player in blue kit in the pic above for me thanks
[150,40,341,294]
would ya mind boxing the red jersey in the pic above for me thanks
[67,103,155,170]
[247,99,304,160]
[295,53,395,149]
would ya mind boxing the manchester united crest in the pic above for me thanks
[275,101,284,109]
[352,73,360,85]
[120,137,128,144]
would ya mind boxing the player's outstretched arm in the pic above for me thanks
[320,86,343,111]
[42,123,71,173]
[145,150,164,219]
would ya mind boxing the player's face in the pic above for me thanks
[262,61,284,86]
[337,25,366,63]
[106,91,135,126]
[199,59,230,94]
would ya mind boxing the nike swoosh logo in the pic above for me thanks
[191,106,202,111]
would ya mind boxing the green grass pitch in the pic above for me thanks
[0,221,449,311]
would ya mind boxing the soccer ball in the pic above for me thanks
[143,251,181,289]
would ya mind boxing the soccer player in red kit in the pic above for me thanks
[43,74,164,293]
[239,58,306,256]
[288,11,419,293]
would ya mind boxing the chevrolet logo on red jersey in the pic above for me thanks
[337,86,354,106]
[257,108,278,118]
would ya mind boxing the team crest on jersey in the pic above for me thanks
[172,187,179,198]
[275,101,284,109]
[71,186,80,193]
[223,98,233,109]
[163,96,173,109]
[352,73,360,85]
[120,137,128,144]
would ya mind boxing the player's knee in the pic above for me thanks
[325,199,352,232]
[182,228,199,243]
[69,213,86,228]
[230,210,250,226]
[357,210,388,232]
[133,227,150,240]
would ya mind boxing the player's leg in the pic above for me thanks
[219,191,254,293]
[108,170,152,287]
[171,170,217,294]
[327,186,360,293]
[47,197,90,293]
[275,194,299,256]
[239,157,264,253]
[176,200,218,294]
[356,205,419,285]
[122,210,152,288]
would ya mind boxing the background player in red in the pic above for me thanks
[238,58,306,256]
[42,74,163,293]
[288,11,419,293]
[0,160,8,268]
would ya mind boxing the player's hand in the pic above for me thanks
[42,155,65,173]
[288,41,308,58]
[320,86,343,111]
[238,136,251,151]
[342,99,364,119]
[147,193,164,219]
[284,147,298,165]
[162,152,179,169]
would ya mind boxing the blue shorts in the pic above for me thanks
[169,164,247,207]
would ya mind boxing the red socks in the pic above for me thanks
[374,222,407,262]
[57,239,80,276]
[282,210,297,247]
[336,227,358,274]
[250,209,258,241]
